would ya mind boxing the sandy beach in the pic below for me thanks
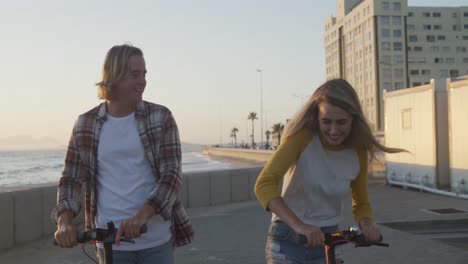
[206,154,267,169]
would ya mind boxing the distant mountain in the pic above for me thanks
[0,135,202,152]
[0,135,65,151]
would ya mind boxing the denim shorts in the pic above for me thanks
[96,240,174,264]
[265,221,339,264]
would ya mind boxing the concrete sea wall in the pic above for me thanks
[0,166,263,252]
[203,147,386,175]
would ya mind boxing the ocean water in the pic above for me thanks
[0,144,231,188]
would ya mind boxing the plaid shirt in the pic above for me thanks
[51,101,194,247]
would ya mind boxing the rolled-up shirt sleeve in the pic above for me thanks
[50,122,84,224]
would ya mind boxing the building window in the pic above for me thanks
[410,70,419,75]
[421,69,431,75]
[416,57,426,63]
[381,16,390,25]
[395,82,404,89]
[382,2,390,11]
[381,55,391,64]
[464,12,468,17]
[435,58,444,63]
[450,69,459,77]
[409,35,418,42]
[437,35,446,41]
[393,29,402,38]
[423,25,432,30]
[382,42,391,51]
[408,12,414,17]
[402,109,412,130]
[392,16,402,25]
[407,24,415,30]
[393,2,401,11]
[442,46,451,52]
[463,36,468,40]
[414,46,423,52]
[393,55,404,64]
[464,24,468,29]
[463,58,468,63]
[453,25,459,31]
[393,42,402,51]
[453,12,457,18]
[423,12,431,17]
[383,82,392,91]
[439,70,449,77]
[427,35,435,42]
[383,69,392,78]
[434,25,442,30]
[432,12,441,17]
[431,46,439,52]
[412,82,422,87]
[382,28,391,38]
[445,58,455,64]
[458,47,468,52]
[394,69,404,78]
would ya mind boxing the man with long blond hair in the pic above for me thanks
[255,79,404,264]
[52,44,194,263]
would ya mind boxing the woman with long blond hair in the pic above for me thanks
[255,78,403,264]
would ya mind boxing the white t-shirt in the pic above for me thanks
[95,112,171,251]
[273,135,360,227]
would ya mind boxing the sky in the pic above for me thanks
[0,0,466,149]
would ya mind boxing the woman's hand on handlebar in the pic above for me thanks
[358,217,381,242]
[294,223,325,248]
[54,211,78,248]
[115,204,155,246]
[267,198,324,248]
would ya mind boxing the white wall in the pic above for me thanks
[448,78,468,193]
[384,83,438,186]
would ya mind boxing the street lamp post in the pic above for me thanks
[219,106,222,147]
[257,68,263,149]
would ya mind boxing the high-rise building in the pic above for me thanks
[324,0,468,131]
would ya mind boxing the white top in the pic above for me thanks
[272,135,360,227]
[95,112,171,250]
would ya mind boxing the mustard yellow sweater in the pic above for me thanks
[255,128,373,225]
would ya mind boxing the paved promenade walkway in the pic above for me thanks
[1,179,467,263]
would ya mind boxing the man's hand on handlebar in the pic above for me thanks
[115,204,155,246]
[54,211,78,248]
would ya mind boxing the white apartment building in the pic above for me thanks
[324,0,468,131]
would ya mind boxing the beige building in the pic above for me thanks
[324,0,468,131]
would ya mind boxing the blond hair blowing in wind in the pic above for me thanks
[96,44,144,100]
[282,78,405,159]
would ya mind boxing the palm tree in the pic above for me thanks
[247,112,258,147]
[230,131,235,147]
[265,130,271,147]
[231,127,239,147]
[272,123,284,145]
